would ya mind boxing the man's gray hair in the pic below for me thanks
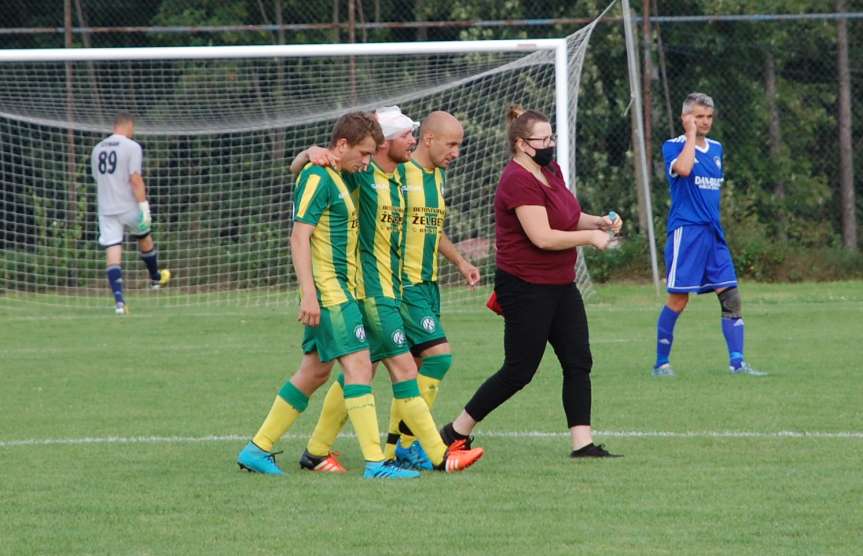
[682,92,714,114]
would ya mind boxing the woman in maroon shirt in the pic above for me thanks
[441,107,623,458]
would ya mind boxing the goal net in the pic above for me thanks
[0,20,603,314]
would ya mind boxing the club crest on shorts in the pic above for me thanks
[421,317,436,333]
[391,329,406,346]
[713,156,721,169]
[354,324,367,342]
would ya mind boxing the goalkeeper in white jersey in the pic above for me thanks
[91,112,170,314]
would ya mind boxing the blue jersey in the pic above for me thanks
[662,135,725,237]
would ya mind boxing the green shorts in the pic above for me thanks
[358,296,410,362]
[302,300,369,363]
[399,282,447,354]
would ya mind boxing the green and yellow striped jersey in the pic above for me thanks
[345,160,405,300]
[293,164,360,307]
[399,159,446,285]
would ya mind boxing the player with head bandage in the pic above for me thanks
[91,112,170,314]
[288,107,484,475]
[652,93,766,377]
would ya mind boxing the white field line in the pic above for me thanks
[4,296,862,321]
[0,337,638,356]
[0,311,283,322]
[2,429,862,448]
[0,343,281,355]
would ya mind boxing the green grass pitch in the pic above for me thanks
[2,282,862,555]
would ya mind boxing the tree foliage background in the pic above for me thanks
[1,0,861,287]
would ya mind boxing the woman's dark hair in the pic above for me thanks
[506,105,550,155]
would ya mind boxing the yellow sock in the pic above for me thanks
[400,375,442,447]
[400,354,451,448]
[418,373,442,409]
[384,398,400,460]
[343,385,385,462]
[393,379,446,465]
[306,380,348,457]
[252,386,306,452]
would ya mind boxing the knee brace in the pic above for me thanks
[718,287,742,319]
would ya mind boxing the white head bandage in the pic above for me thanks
[376,106,419,140]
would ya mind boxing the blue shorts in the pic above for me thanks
[664,225,737,294]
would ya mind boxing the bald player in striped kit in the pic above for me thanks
[388,111,481,467]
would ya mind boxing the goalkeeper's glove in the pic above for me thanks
[138,201,152,232]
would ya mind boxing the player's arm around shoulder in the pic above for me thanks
[290,146,338,178]
[294,159,328,183]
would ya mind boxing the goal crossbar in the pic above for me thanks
[0,39,571,185]
[0,40,567,62]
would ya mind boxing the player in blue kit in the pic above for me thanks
[652,93,766,377]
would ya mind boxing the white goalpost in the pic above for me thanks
[0,17,605,314]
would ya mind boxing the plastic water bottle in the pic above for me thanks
[607,211,621,249]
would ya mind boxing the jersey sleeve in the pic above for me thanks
[293,167,331,226]
[662,140,684,179]
[90,149,98,178]
[127,141,143,176]
[499,169,546,210]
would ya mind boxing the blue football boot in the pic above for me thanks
[237,441,285,476]
[395,440,434,471]
[363,460,421,479]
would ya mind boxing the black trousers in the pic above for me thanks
[464,268,593,427]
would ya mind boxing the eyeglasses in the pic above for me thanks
[521,135,556,147]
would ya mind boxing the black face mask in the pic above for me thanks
[529,145,555,167]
